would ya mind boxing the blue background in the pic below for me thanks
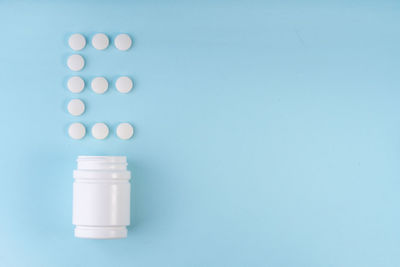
[0,1,399,266]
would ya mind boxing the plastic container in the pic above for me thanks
[72,156,131,239]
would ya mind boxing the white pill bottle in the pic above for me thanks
[73,156,131,239]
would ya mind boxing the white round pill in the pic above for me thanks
[115,76,133,93]
[114,34,132,51]
[67,76,85,93]
[68,33,86,51]
[91,77,108,94]
[92,123,109,139]
[67,99,85,116]
[116,123,134,140]
[68,122,86,140]
[92,33,109,50]
[67,54,85,71]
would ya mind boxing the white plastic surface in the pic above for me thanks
[92,123,109,139]
[91,77,108,94]
[68,123,86,140]
[67,99,85,116]
[68,33,86,51]
[67,76,85,93]
[75,226,127,239]
[115,76,133,93]
[73,156,131,239]
[116,123,134,140]
[67,54,85,71]
[92,33,109,50]
[114,34,132,51]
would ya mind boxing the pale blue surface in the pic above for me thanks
[0,1,400,266]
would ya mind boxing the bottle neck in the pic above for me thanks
[77,156,127,171]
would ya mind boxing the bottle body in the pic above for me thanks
[73,156,131,239]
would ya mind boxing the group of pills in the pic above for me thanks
[66,33,134,141]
